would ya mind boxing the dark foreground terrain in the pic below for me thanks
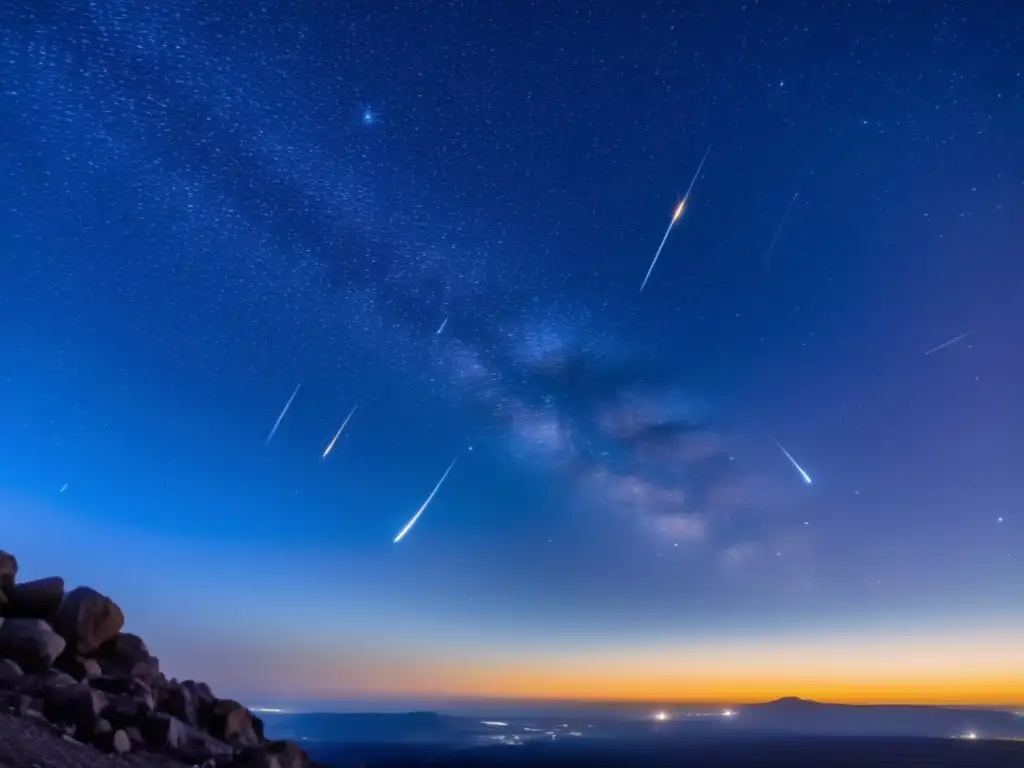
[0,549,312,768]
[308,736,1024,768]
[0,710,185,768]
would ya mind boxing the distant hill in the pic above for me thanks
[736,696,1024,739]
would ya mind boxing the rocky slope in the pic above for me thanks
[0,550,311,768]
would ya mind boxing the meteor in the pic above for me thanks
[322,404,358,460]
[639,145,711,292]
[681,144,712,201]
[393,456,459,543]
[774,439,812,485]
[436,315,448,335]
[266,382,301,445]
[924,331,971,356]
[763,192,799,268]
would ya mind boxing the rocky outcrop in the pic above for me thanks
[0,618,67,672]
[7,577,65,619]
[53,587,125,656]
[0,551,17,589]
[0,552,312,768]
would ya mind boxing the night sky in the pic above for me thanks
[2,1,1023,707]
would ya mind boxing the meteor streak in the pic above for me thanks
[924,331,971,356]
[774,439,812,485]
[265,382,301,445]
[322,404,358,459]
[393,456,459,543]
[639,145,711,292]
[763,192,799,268]
[436,315,448,335]
[681,144,712,201]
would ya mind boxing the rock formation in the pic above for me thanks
[0,550,311,768]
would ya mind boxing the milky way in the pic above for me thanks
[3,0,1022,698]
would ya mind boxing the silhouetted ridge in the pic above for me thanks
[764,696,819,706]
[738,696,1023,739]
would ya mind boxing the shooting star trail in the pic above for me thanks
[59,484,67,494]
[393,456,459,543]
[265,382,301,445]
[639,144,711,292]
[436,315,448,335]
[924,331,971,356]
[322,404,358,459]
[764,192,799,268]
[774,439,812,485]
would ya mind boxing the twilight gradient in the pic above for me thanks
[2,0,1023,707]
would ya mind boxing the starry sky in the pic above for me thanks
[2,0,1023,707]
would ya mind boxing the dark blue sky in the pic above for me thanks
[1,0,1022,704]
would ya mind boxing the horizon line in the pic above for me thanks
[244,694,1024,710]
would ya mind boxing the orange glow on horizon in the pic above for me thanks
[337,667,1024,708]
[272,630,1024,709]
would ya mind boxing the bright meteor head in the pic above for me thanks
[672,199,686,222]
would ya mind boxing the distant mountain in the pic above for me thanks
[736,697,1024,739]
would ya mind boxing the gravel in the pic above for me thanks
[0,712,187,768]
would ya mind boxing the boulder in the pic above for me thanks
[55,653,102,682]
[100,653,161,683]
[52,586,124,655]
[0,657,24,687]
[102,693,146,729]
[209,698,261,746]
[3,691,36,716]
[93,724,131,754]
[235,741,310,768]
[104,631,150,662]
[144,712,234,762]
[97,632,163,684]
[183,678,215,705]
[43,680,108,735]
[111,728,131,754]
[17,669,77,696]
[163,680,198,726]
[122,724,146,750]
[6,577,64,619]
[90,674,135,695]
[0,551,17,589]
[92,675,156,712]
[0,618,66,671]
[142,711,185,750]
